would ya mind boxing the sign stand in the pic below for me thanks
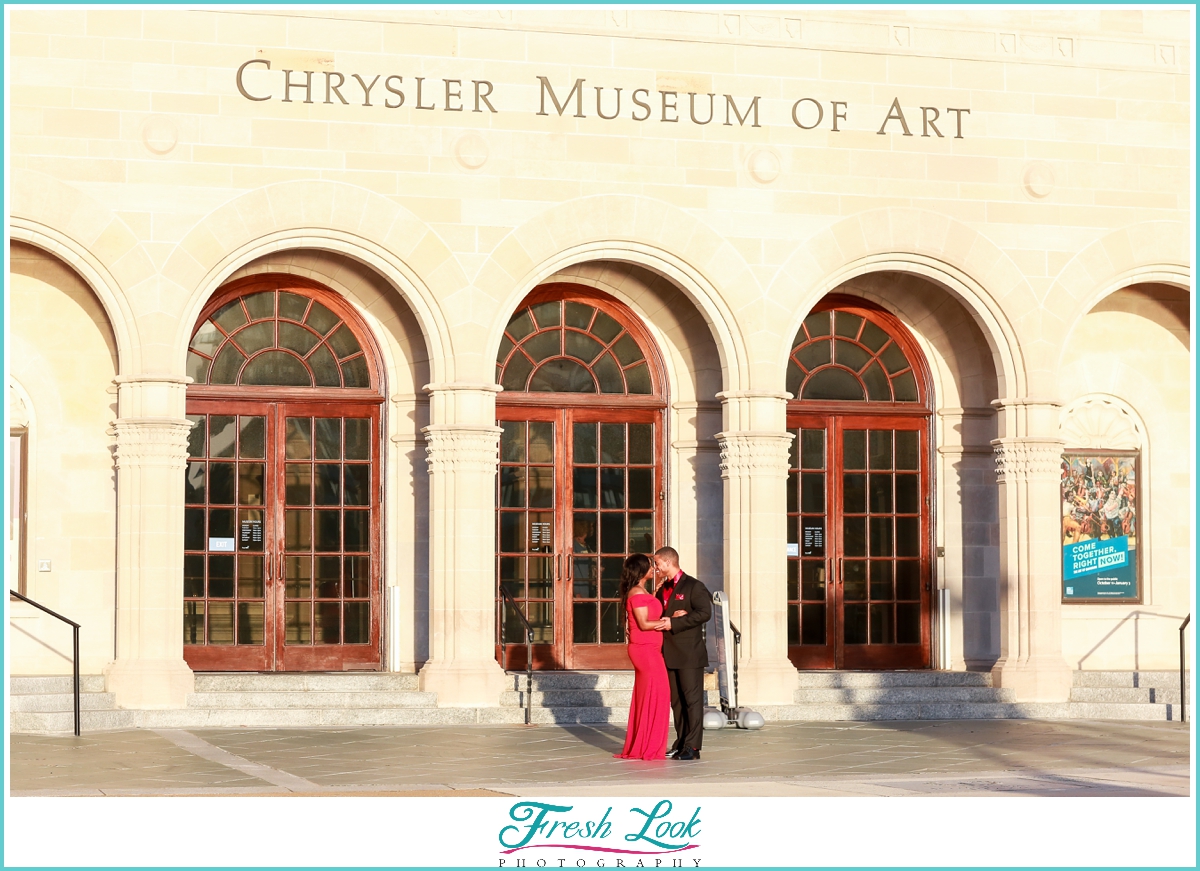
[705,592,765,730]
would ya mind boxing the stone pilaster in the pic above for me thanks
[989,399,1072,702]
[104,376,195,709]
[715,391,798,706]
[935,406,999,670]
[417,383,507,707]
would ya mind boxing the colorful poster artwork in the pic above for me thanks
[1061,453,1139,601]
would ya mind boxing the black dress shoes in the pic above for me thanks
[675,747,700,761]
[666,748,681,759]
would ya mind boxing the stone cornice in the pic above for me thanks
[716,431,793,478]
[251,8,1187,75]
[992,437,1065,482]
[422,424,502,474]
[111,418,194,468]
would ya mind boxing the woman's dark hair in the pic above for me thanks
[618,554,652,609]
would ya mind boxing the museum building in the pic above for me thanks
[6,7,1192,718]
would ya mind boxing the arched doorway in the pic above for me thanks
[785,296,933,669]
[495,284,667,670]
[183,275,385,671]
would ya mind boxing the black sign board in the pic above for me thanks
[802,519,825,557]
[240,518,263,550]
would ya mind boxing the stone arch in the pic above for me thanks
[766,209,1032,399]
[9,170,142,374]
[1049,220,1190,377]
[164,180,460,384]
[472,195,754,393]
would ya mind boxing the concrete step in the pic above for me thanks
[9,692,118,713]
[11,709,140,734]
[1070,686,1182,705]
[185,690,438,709]
[193,673,419,692]
[793,670,993,688]
[501,689,719,708]
[1071,670,1189,688]
[136,706,481,728]
[1067,702,1189,721]
[755,702,1077,721]
[515,706,632,725]
[505,672,635,690]
[792,687,1015,704]
[10,675,107,694]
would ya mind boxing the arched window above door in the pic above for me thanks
[188,284,375,390]
[786,308,922,404]
[496,295,659,396]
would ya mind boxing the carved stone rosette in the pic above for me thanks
[716,431,793,479]
[991,437,1065,482]
[421,425,502,475]
[111,418,194,470]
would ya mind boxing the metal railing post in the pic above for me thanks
[10,590,81,737]
[730,621,742,713]
[498,585,536,726]
[73,625,81,737]
[1180,614,1190,724]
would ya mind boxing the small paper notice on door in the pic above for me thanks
[209,537,236,552]
[787,543,799,557]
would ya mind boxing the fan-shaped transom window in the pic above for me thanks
[787,309,920,403]
[188,289,371,389]
[496,298,655,395]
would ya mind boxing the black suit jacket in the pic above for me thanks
[656,573,713,669]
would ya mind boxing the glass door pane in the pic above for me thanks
[276,408,379,670]
[497,419,556,667]
[182,409,273,670]
[787,423,835,669]
[566,415,658,669]
[839,420,930,669]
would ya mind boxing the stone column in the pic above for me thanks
[935,407,1000,671]
[715,391,798,706]
[417,383,507,707]
[105,376,195,709]
[989,399,1072,702]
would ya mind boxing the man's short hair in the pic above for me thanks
[654,546,679,565]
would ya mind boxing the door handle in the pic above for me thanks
[267,553,272,581]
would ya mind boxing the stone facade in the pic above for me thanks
[6,8,1191,708]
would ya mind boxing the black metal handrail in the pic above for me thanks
[10,590,81,737]
[498,584,535,726]
[1180,614,1190,725]
[729,620,742,712]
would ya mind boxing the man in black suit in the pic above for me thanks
[652,546,713,761]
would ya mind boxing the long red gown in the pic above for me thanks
[615,593,670,760]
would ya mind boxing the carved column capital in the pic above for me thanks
[111,418,194,469]
[421,424,502,475]
[716,431,793,479]
[991,437,1065,482]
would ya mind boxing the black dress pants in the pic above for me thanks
[666,667,705,752]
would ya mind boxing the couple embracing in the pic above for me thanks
[614,547,713,762]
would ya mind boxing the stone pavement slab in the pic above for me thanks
[9,719,1191,797]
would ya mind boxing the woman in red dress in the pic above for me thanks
[614,554,671,760]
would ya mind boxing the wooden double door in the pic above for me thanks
[495,406,663,670]
[786,413,933,669]
[183,400,381,671]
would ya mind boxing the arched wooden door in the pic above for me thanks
[495,285,667,670]
[183,275,385,671]
[785,297,934,669]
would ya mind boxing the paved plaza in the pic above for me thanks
[9,718,1191,798]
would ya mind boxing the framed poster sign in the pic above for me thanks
[1060,451,1140,603]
